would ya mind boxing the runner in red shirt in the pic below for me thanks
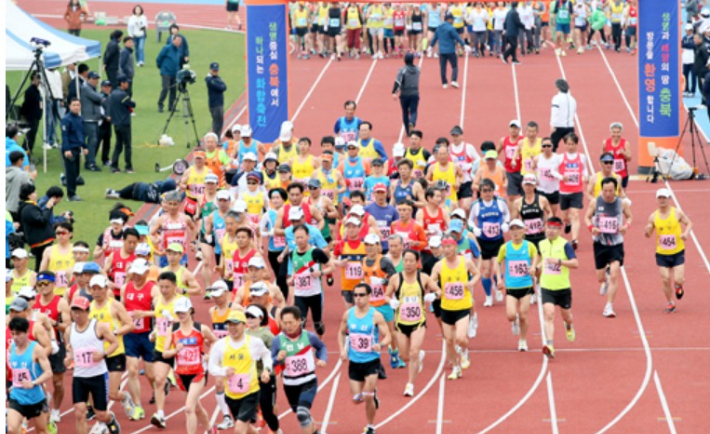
[103,227,139,300]
[497,120,525,209]
[416,187,451,241]
[231,227,261,292]
[392,3,407,55]
[602,122,632,189]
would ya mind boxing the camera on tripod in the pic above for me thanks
[30,37,51,48]
[176,67,196,92]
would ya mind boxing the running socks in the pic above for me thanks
[482,277,492,296]
[216,391,230,417]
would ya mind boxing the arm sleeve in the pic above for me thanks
[308,332,328,362]
[379,257,397,277]
[270,337,282,366]
[208,339,227,376]
[251,337,273,371]
[468,202,480,229]
[374,141,389,161]
[312,248,330,264]
[499,199,511,222]
[550,95,560,125]
[563,242,577,260]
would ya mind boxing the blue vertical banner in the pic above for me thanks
[246,3,289,143]
[638,0,680,138]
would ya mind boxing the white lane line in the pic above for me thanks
[654,370,678,434]
[355,59,379,105]
[374,339,446,430]
[595,45,710,273]
[319,373,341,434]
[546,372,559,434]
[130,386,216,434]
[435,373,446,434]
[222,105,247,137]
[292,57,334,122]
[459,52,471,126]
[278,358,343,419]
[511,63,522,123]
[397,54,426,144]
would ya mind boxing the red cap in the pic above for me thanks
[373,183,387,193]
[71,296,91,310]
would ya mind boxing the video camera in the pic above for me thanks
[177,67,196,91]
[30,37,51,47]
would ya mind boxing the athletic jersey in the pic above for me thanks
[654,207,685,255]
[428,5,442,28]
[317,3,330,26]
[48,244,74,296]
[554,0,572,25]
[503,135,523,174]
[520,194,546,241]
[171,322,205,376]
[357,138,380,160]
[294,7,309,28]
[9,341,46,405]
[363,255,388,307]
[626,5,637,27]
[292,156,313,187]
[90,299,125,356]
[161,216,188,250]
[367,4,384,28]
[347,307,380,363]
[265,209,286,252]
[199,199,217,234]
[212,210,227,255]
[592,197,624,246]
[520,138,542,175]
[282,203,314,229]
[154,295,182,352]
[6,295,13,315]
[315,169,339,204]
[232,248,256,290]
[559,153,584,194]
[604,138,629,178]
[499,240,537,289]
[278,142,299,163]
[450,142,478,182]
[574,3,589,26]
[422,206,447,237]
[342,157,367,195]
[205,149,229,187]
[291,247,324,297]
[394,271,426,325]
[592,172,622,197]
[346,6,362,29]
[391,219,426,251]
[609,1,624,23]
[108,250,136,294]
[161,265,188,293]
[383,7,394,30]
[186,167,208,199]
[450,4,465,28]
[101,228,124,259]
[393,179,415,203]
[479,164,506,196]
[431,162,457,202]
[124,280,154,333]
[456,234,481,262]
[263,170,281,191]
[474,198,506,241]
[393,10,405,30]
[336,239,367,291]
[221,233,239,281]
[222,335,260,399]
[10,269,33,295]
[70,319,109,378]
[242,190,266,226]
[211,306,230,339]
[32,295,62,340]
[536,154,562,194]
[278,331,317,386]
[404,148,428,178]
[539,237,574,290]
[439,256,472,311]
[411,11,423,32]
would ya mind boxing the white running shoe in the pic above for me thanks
[434,53,439,58]
[217,415,234,430]
[467,313,478,338]
[418,350,425,373]
[602,303,616,318]
[555,48,561,56]
[448,366,462,380]
[530,292,537,305]
[122,393,136,419]
[511,314,520,336]
[451,81,460,88]
[403,383,415,397]
[600,268,610,295]
[495,289,504,302]
[50,409,61,424]
[518,339,528,352]
[442,84,448,89]
[483,295,493,307]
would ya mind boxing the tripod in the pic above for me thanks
[665,107,710,180]
[160,84,201,148]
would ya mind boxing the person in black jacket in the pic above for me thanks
[119,36,135,95]
[98,80,113,166]
[61,98,88,201]
[694,33,709,91]
[80,71,104,171]
[392,52,421,135]
[66,63,89,106]
[17,183,57,272]
[20,72,43,155]
[205,62,227,136]
[103,30,123,89]
[166,24,190,68]
[108,75,136,173]
[502,2,525,64]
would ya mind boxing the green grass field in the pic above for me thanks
[6,28,245,249]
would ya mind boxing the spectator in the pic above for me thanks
[5,212,15,269]
[80,71,104,171]
[156,35,182,112]
[503,1,524,64]
[429,13,468,89]
[98,80,113,167]
[61,98,88,201]
[119,36,135,95]
[61,63,76,104]
[17,183,56,272]
[45,67,64,148]
[64,0,88,36]
[66,63,89,106]
[517,1,535,56]
[108,75,136,173]
[550,78,577,152]
[6,151,32,218]
[37,187,72,226]
[20,72,43,155]
[206,62,227,136]
[166,24,190,68]
[103,30,123,89]
[5,125,35,177]
[683,24,697,98]
[127,5,148,67]
[694,33,709,92]
[687,0,700,23]
[392,52,420,135]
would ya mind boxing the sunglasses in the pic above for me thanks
[56,231,69,235]
[247,181,257,185]
[245,314,257,319]
[542,145,552,148]
[353,292,369,298]
[36,281,51,287]
[480,189,493,193]
[602,161,613,165]
[308,186,319,190]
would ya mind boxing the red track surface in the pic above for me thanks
[22,5,710,432]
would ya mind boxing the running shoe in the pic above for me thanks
[483,295,493,307]
[501,57,508,64]
[377,364,387,379]
[555,48,561,56]
[600,267,610,295]
[149,392,156,405]
[675,284,684,300]
[353,393,364,404]
[451,81,460,88]
[564,223,571,234]
[47,420,58,434]
[495,289,504,302]
[511,315,520,336]
[447,366,462,380]
[460,353,471,370]
[364,426,376,434]
[565,324,576,342]
[86,406,96,421]
[602,303,616,318]
[50,409,61,424]
[530,292,537,305]
[418,350,425,373]
[121,393,136,419]
[404,383,415,397]
[513,60,522,65]
[167,372,177,388]
[150,414,166,429]
[542,344,555,359]
[665,302,676,313]
[442,84,448,89]
[88,422,107,434]
[130,406,145,421]
[518,340,528,352]
[106,413,121,434]
[216,415,234,430]
[467,313,478,338]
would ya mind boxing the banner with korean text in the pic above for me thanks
[638,0,681,173]
[246,2,289,143]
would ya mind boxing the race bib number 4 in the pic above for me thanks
[228,374,251,394]
[444,282,464,300]
[525,218,544,235]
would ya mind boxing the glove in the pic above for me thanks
[389,299,400,310]
[473,226,482,237]
[51,340,60,355]
[424,293,437,303]
[502,223,510,233]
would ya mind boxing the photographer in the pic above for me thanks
[38,186,75,226]
[156,35,182,113]
[108,75,136,173]
[206,62,227,136]
[20,72,43,156]
[17,183,56,271]
[166,24,190,68]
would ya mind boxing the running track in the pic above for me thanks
[23,3,710,432]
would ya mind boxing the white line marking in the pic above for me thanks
[435,374,446,434]
[374,339,446,429]
[291,57,334,122]
[319,373,341,434]
[355,59,379,105]
[546,372,560,434]
[278,358,343,419]
[130,386,216,434]
[459,52,471,126]
[511,63,522,123]
[222,105,247,137]
[595,45,710,273]
[397,55,426,144]
[654,370,678,434]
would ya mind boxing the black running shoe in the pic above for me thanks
[675,285,684,300]
[565,223,572,234]
[86,406,96,420]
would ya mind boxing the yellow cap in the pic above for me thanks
[227,310,247,323]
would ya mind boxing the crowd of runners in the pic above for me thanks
[6,90,695,434]
[286,1,639,61]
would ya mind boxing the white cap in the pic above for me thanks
[279,121,293,141]
[209,280,229,297]
[509,119,521,128]
[205,173,219,184]
[393,142,406,157]
[241,125,252,137]
[11,248,28,259]
[685,23,694,31]
[18,286,37,299]
[231,124,242,133]
[522,173,537,185]
[288,206,304,221]
[136,243,151,256]
[243,152,257,162]
[335,137,346,147]
[264,152,278,162]
[89,275,109,288]
[364,233,381,245]
[173,296,193,313]
[350,204,365,216]
[250,281,269,297]
[128,258,150,274]
[656,188,672,198]
[248,256,266,268]
[73,262,86,274]
[216,190,231,201]
[509,219,526,229]
[233,200,247,213]
[451,208,466,220]
[429,236,442,249]
[346,140,358,149]
[345,216,361,226]
[73,245,90,253]
[110,218,124,225]
[245,305,264,318]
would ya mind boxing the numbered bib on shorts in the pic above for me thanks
[400,296,422,322]
[413,168,424,178]
[345,262,363,280]
[444,282,464,300]
[213,328,229,339]
[227,373,251,394]
[248,214,260,225]
[284,352,315,377]
[508,260,529,278]
[525,218,544,235]
[350,333,373,352]
[482,222,501,238]
[598,216,619,234]
[659,234,677,250]
[11,368,31,388]
[75,347,98,367]
[177,346,201,366]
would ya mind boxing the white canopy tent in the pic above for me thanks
[6,0,102,172]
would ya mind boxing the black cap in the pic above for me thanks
[87,71,100,79]
[372,158,384,166]
[210,62,219,71]
[277,163,292,173]
[116,74,131,83]
[100,80,111,87]
[445,13,454,20]
[450,125,463,135]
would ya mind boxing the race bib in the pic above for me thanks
[284,353,315,376]
[508,260,529,278]
[525,218,544,235]
[233,272,246,289]
[215,228,226,245]
[294,271,313,292]
[349,177,365,191]
[558,9,569,19]
[345,262,363,280]
[413,168,424,179]
[165,236,185,248]
[298,17,307,27]
[540,168,555,181]
[394,17,405,27]
[565,172,580,185]
[505,145,517,160]
[659,234,677,250]
[329,18,340,27]
[613,159,625,173]
[114,271,127,289]
[225,259,234,279]
[214,329,229,338]
[378,222,392,241]
[395,231,411,249]
[341,131,357,143]
[482,222,501,238]
[247,213,260,226]
[350,333,373,352]
[598,216,619,234]
[133,317,145,329]
[427,223,443,235]
[273,236,286,248]
[12,368,31,388]
[227,373,251,394]
[177,346,201,366]
[369,277,385,302]
[323,189,335,200]
[412,22,422,31]
[348,18,359,27]
[184,198,198,216]
[400,296,422,322]
[189,184,205,197]
[444,282,464,300]
[524,158,534,173]
[56,271,69,288]
[156,316,172,337]
[75,347,98,367]
[544,261,562,275]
